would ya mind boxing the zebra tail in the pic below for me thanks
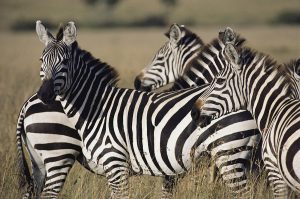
[16,104,32,189]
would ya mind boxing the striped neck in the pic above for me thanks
[60,43,119,130]
[176,32,203,76]
[239,49,294,133]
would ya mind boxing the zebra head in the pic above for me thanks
[191,29,245,127]
[36,20,76,104]
[134,24,204,91]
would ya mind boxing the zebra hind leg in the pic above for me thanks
[161,175,178,199]
[25,139,46,199]
[266,169,289,199]
[41,157,75,198]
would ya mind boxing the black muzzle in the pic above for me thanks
[191,105,212,128]
[37,79,56,104]
[134,77,152,92]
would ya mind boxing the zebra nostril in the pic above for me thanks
[134,78,141,90]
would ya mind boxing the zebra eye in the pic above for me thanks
[39,58,43,62]
[216,78,226,84]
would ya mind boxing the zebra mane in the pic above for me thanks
[202,34,245,54]
[180,27,205,47]
[183,34,246,76]
[73,42,119,86]
[56,25,64,41]
[174,27,205,76]
[240,47,295,94]
[233,35,246,47]
[240,47,277,72]
[280,59,300,76]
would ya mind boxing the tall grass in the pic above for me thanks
[0,153,271,198]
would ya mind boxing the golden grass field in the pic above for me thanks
[0,25,299,198]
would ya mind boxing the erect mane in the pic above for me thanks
[280,59,300,76]
[73,42,119,86]
[56,24,64,41]
[240,47,295,95]
[240,47,277,72]
[202,34,246,54]
[183,34,246,74]
[173,27,204,75]
[179,26,205,48]
[234,34,246,47]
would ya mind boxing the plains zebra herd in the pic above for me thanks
[15,20,299,199]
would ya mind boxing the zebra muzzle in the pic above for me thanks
[37,79,56,104]
[191,105,212,128]
[134,77,152,92]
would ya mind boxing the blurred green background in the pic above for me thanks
[1,0,300,31]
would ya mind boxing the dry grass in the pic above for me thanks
[0,25,299,198]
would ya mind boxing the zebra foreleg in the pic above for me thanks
[105,164,130,199]
[263,143,290,198]
[161,175,178,199]
[265,166,289,199]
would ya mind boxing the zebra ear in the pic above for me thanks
[63,21,77,46]
[166,23,182,44]
[219,27,236,45]
[225,44,241,70]
[36,20,53,45]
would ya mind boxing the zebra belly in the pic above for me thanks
[126,154,191,176]
[127,112,196,176]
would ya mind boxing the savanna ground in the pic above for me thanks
[0,25,299,199]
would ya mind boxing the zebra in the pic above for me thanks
[16,26,99,198]
[16,24,208,199]
[191,28,300,198]
[16,93,98,198]
[34,20,258,198]
[135,24,262,193]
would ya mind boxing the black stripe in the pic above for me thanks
[26,123,80,140]
[44,154,75,164]
[35,143,81,151]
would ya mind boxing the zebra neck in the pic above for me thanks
[59,47,118,133]
[242,62,292,134]
[177,39,225,89]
